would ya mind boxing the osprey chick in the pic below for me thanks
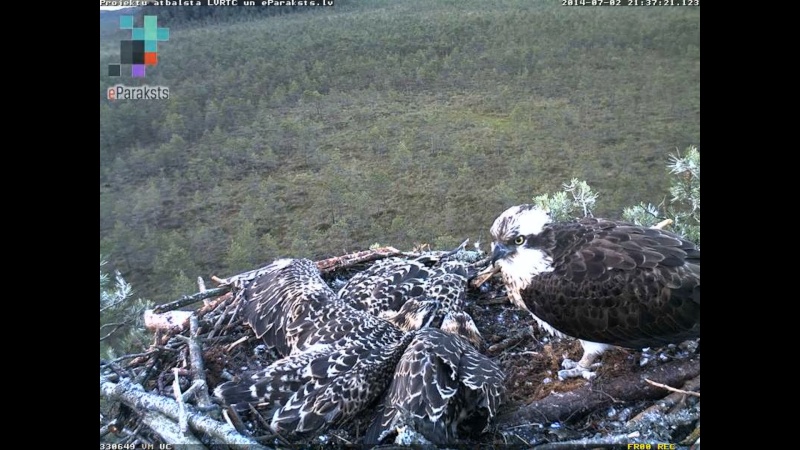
[215,256,503,442]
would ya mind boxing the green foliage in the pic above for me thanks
[100,1,699,300]
[100,257,153,359]
[534,146,699,244]
[623,146,700,244]
[533,179,599,222]
[533,146,701,244]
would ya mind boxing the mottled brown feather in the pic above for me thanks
[364,328,504,445]
[522,218,700,348]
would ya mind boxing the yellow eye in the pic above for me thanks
[514,236,525,245]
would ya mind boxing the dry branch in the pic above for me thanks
[487,326,533,356]
[153,286,231,314]
[497,354,700,427]
[100,377,270,449]
[187,315,213,409]
[315,246,405,272]
[472,263,500,288]
[477,296,511,306]
[140,411,205,446]
[628,375,700,425]
[644,376,700,397]
[144,310,192,332]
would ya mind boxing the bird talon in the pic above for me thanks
[558,367,597,380]
[561,359,579,370]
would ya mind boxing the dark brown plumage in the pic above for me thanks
[337,257,469,325]
[364,326,504,445]
[489,204,700,379]
[215,256,504,441]
[216,259,420,435]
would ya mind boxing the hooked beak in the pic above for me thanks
[491,242,511,264]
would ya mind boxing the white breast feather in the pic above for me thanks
[497,246,563,337]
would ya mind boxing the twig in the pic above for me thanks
[197,292,232,319]
[172,368,189,435]
[111,348,159,365]
[222,408,246,434]
[181,380,209,403]
[133,357,160,387]
[652,219,673,230]
[477,296,510,306]
[487,326,533,356]
[197,277,206,293]
[471,263,500,288]
[101,377,270,448]
[224,300,244,333]
[208,300,233,339]
[99,321,129,341]
[643,377,700,397]
[187,315,213,409]
[153,286,232,314]
[315,246,406,273]
[249,403,274,432]
[226,336,249,352]
[628,375,701,425]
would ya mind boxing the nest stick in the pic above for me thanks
[172,368,189,435]
[153,286,231,314]
[101,377,270,449]
[186,315,213,409]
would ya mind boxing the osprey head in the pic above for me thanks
[441,310,484,350]
[489,204,555,308]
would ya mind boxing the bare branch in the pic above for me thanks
[141,411,204,446]
[153,286,232,314]
[100,322,129,342]
[497,354,700,427]
[100,377,270,449]
[643,377,700,397]
[187,315,213,409]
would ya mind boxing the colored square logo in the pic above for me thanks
[119,15,133,29]
[132,65,146,78]
[108,15,169,79]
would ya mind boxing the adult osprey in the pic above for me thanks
[487,204,700,380]
[214,257,503,443]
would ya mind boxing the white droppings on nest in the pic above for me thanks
[394,425,432,446]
